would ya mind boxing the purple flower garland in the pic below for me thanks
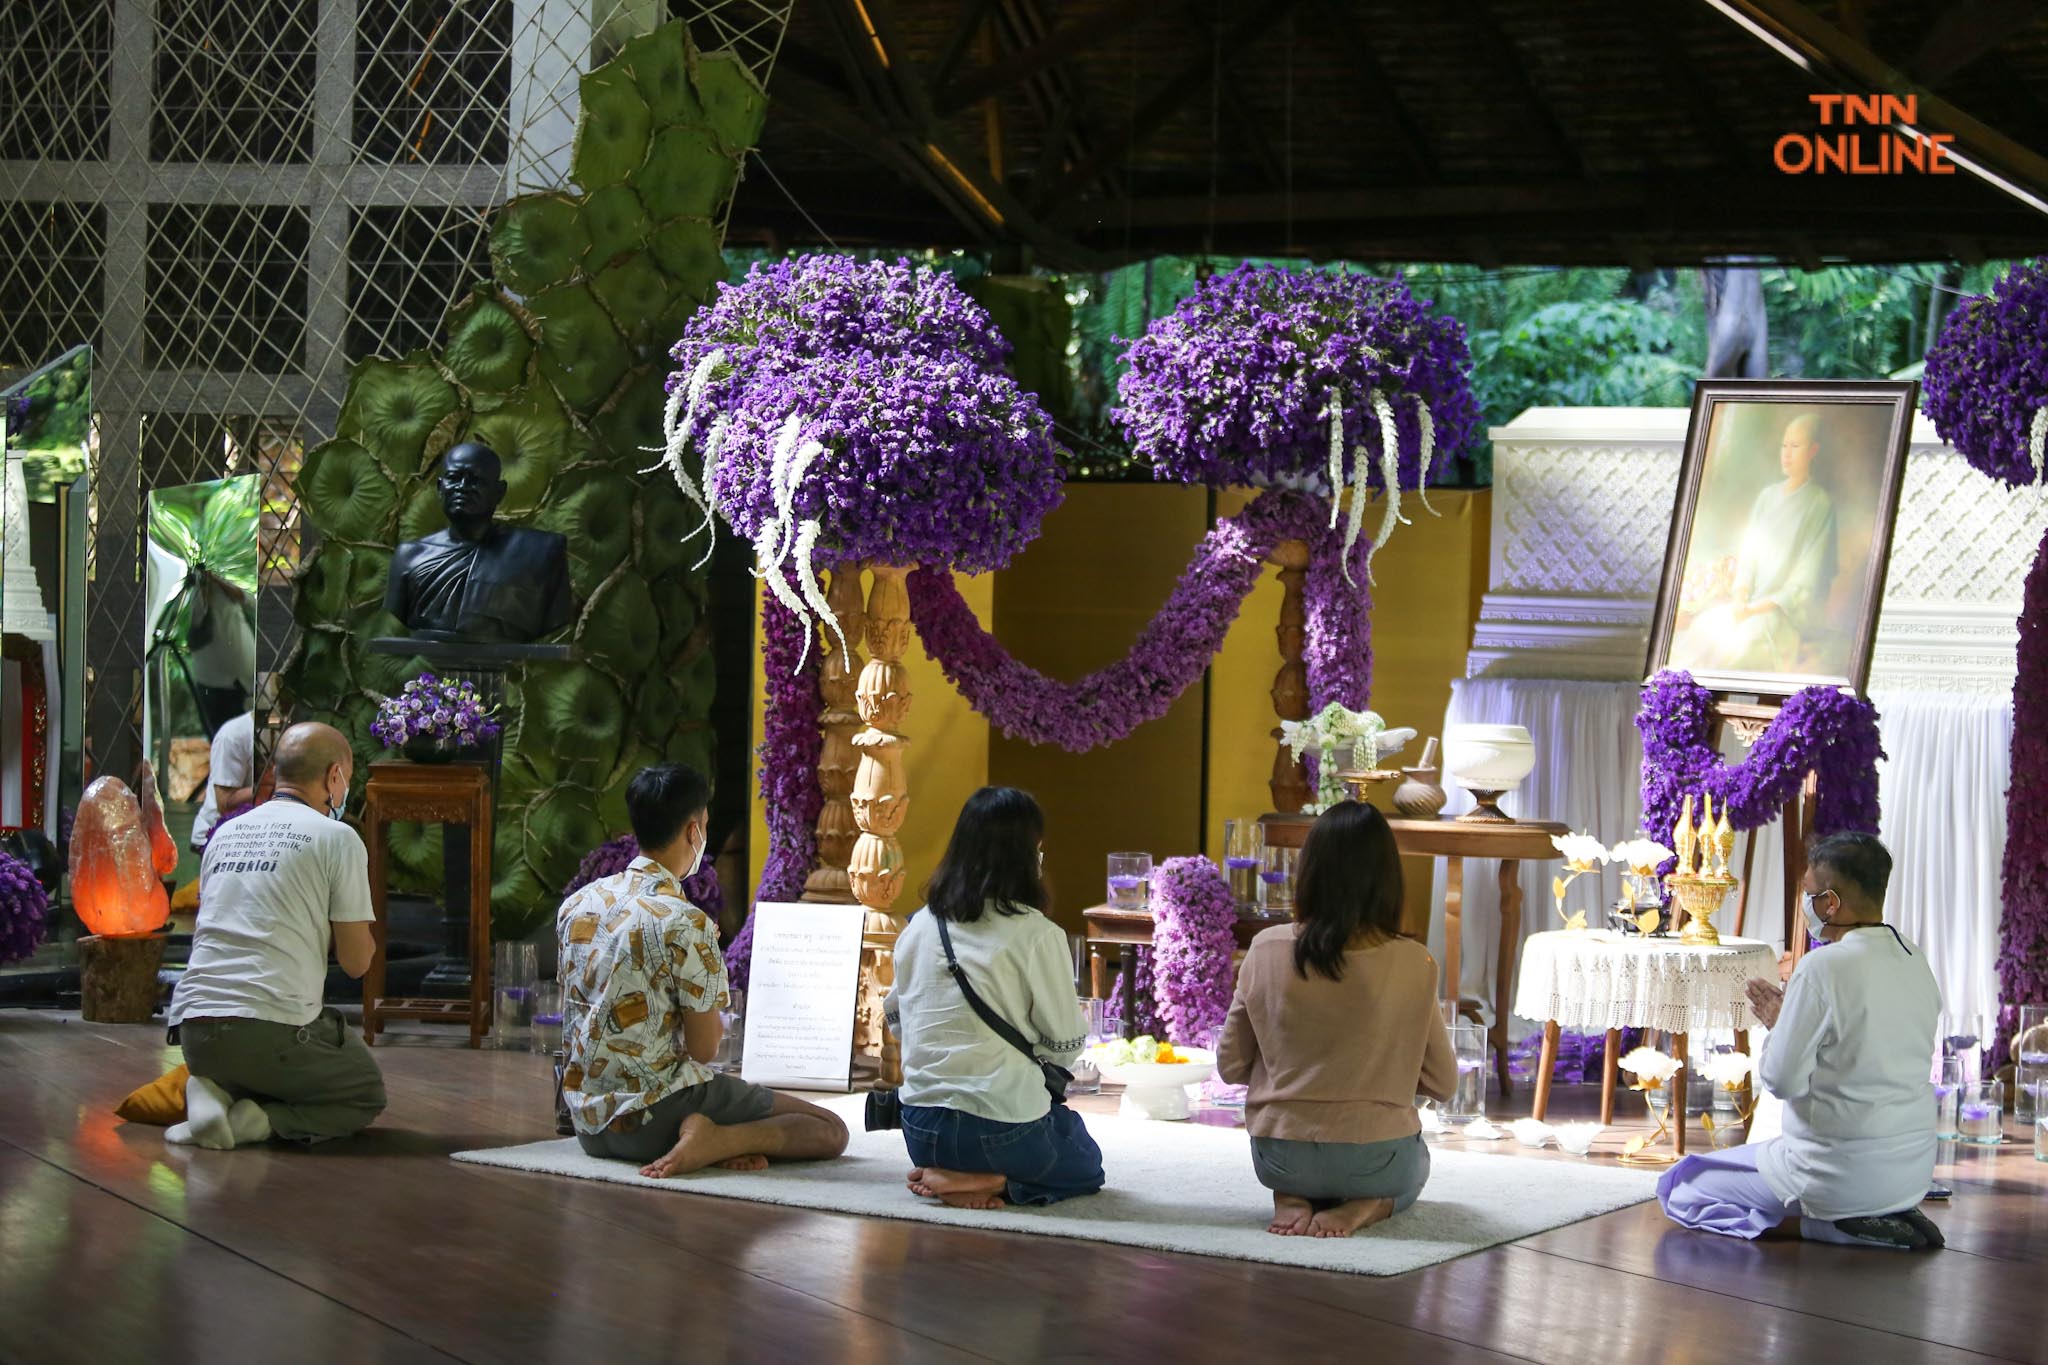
[1923,258,2048,1049]
[725,570,824,990]
[908,490,1371,752]
[1636,671,1884,860]
[1146,856,1239,1047]
[0,848,48,967]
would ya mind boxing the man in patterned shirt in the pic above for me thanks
[557,763,848,1177]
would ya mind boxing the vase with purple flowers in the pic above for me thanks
[372,672,501,762]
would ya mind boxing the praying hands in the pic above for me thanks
[1745,977,1785,1029]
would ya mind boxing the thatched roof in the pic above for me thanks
[725,0,2048,266]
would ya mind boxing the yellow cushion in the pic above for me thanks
[115,1065,189,1125]
[170,880,201,915]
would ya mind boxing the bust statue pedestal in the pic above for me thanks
[368,638,574,995]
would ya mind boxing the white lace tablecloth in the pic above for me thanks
[1512,930,1779,1035]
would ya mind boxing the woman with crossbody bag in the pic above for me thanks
[883,787,1104,1209]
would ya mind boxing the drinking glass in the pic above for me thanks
[1067,998,1106,1097]
[709,989,746,1074]
[530,981,564,1057]
[1257,845,1297,917]
[1107,852,1152,908]
[1447,1022,1487,1122]
[1940,1013,1982,1087]
[1958,1079,2004,1146]
[2036,1115,2047,1164]
[491,942,538,1051]
[1934,1054,1963,1140]
[1222,819,1263,911]
[2014,1005,2048,1126]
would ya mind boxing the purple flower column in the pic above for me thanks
[1998,535,2048,1043]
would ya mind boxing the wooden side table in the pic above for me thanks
[361,760,493,1048]
[1262,812,1569,1095]
[1081,905,1267,1035]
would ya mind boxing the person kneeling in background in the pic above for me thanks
[1218,801,1455,1238]
[559,763,847,1177]
[166,722,385,1149]
[886,786,1103,1210]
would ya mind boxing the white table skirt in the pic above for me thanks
[1512,930,1779,1035]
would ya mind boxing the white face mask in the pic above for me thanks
[1801,890,1833,937]
[328,769,349,820]
[685,823,705,879]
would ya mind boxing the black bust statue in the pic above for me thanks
[384,442,573,644]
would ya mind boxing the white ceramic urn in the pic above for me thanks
[1442,723,1536,822]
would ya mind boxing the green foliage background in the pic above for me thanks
[283,24,765,938]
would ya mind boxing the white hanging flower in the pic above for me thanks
[1362,389,1409,586]
[792,519,849,668]
[2031,404,2046,482]
[1324,391,1346,531]
[755,533,814,674]
[1704,1051,1758,1090]
[649,347,726,559]
[1618,1047,1682,1085]
[1414,400,1441,518]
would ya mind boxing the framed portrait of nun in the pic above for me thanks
[1646,379,1916,698]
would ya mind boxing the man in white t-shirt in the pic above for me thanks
[1657,833,1944,1250]
[191,710,256,851]
[165,722,384,1149]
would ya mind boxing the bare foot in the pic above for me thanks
[639,1114,728,1179]
[717,1154,769,1171]
[1308,1198,1395,1238]
[910,1167,1008,1209]
[1268,1193,1315,1237]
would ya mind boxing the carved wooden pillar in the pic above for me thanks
[1268,538,1312,813]
[802,564,865,904]
[849,563,913,1083]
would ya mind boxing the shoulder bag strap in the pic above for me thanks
[933,912,1043,1063]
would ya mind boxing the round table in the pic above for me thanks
[1513,929,1778,1153]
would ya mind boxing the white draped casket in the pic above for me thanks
[1435,408,2047,1043]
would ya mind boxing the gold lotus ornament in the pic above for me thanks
[1548,832,1608,931]
[1617,1046,1682,1166]
[1663,791,1738,946]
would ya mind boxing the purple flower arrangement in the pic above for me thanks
[665,255,1066,575]
[0,848,48,966]
[1922,258,2047,489]
[725,569,825,990]
[562,833,726,925]
[909,489,1371,751]
[1147,856,1240,1048]
[369,673,501,751]
[1923,258,2048,1057]
[1636,671,1883,868]
[1113,263,1478,576]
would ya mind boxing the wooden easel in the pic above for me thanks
[1709,697,1819,971]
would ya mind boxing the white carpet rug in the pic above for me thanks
[454,1097,1660,1276]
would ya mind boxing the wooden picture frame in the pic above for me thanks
[1646,378,1917,698]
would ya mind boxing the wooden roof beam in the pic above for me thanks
[1452,0,1585,179]
[1037,0,1310,221]
[1913,0,2048,81]
[937,0,1160,115]
[1311,0,1439,180]
[927,0,998,91]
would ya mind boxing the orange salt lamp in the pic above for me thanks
[135,761,180,877]
[72,776,171,937]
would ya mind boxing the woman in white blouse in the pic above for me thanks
[885,787,1102,1210]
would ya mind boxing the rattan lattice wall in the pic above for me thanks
[0,0,790,775]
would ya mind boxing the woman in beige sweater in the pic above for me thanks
[1217,801,1457,1237]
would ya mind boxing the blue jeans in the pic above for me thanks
[901,1102,1105,1206]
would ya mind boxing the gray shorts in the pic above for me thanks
[575,1073,778,1163]
[1251,1132,1432,1211]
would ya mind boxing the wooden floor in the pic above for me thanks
[3,1013,2043,1365]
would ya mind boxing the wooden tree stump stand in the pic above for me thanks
[79,932,168,1023]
